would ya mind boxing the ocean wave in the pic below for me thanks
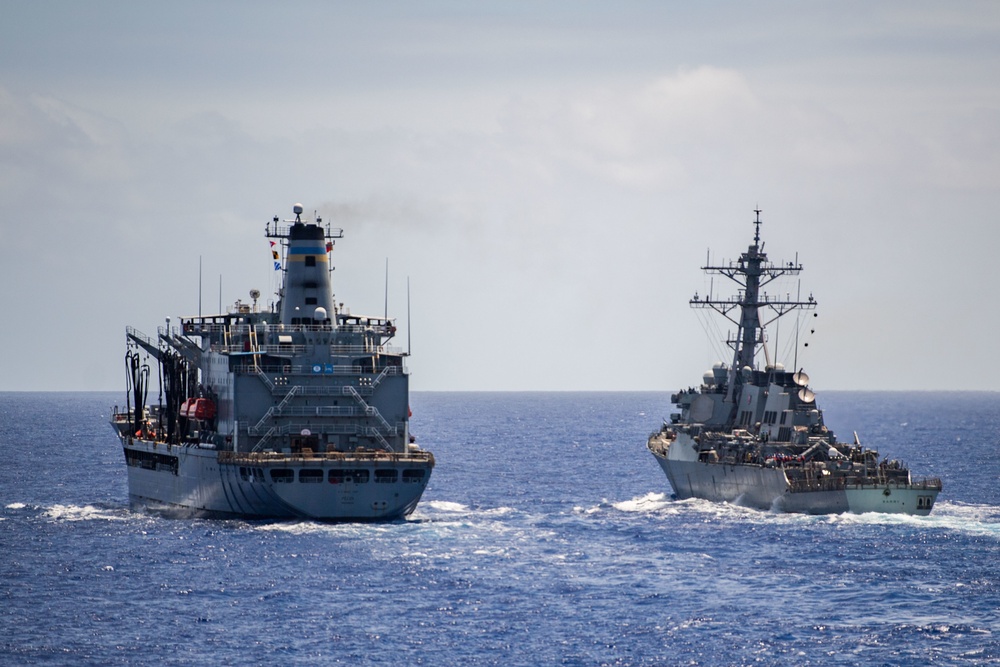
[600,493,1000,537]
[602,493,770,521]
[249,501,519,537]
[610,492,673,514]
[422,500,471,513]
[411,500,516,522]
[825,501,1000,538]
[41,504,131,522]
[255,521,357,535]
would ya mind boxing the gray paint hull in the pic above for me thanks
[123,440,431,521]
[650,449,936,515]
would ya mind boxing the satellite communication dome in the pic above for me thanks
[313,307,327,321]
[293,203,304,215]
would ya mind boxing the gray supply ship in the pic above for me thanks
[110,204,434,520]
[647,211,941,515]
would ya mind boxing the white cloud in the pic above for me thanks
[1,4,999,391]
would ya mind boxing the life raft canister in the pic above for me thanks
[180,398,216,420]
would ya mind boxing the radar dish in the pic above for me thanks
[792,371,810,387]
[690,395,715,422]
[798,387,816,404]
[249,289,261,300]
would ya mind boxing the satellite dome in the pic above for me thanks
[313,307,327,321]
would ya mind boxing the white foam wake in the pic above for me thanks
[42,504,130,522]
[611,492,673,514]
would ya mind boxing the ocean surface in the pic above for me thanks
[1,391,998,666]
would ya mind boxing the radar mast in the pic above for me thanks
[690,210,817,404]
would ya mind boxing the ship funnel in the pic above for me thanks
[277,205,336,326]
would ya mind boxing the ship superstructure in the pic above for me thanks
[111,204,433,520]
[647,211,941,514]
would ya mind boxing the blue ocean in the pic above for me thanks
[1,391,998,665]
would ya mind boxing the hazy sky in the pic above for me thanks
[2,1,999,392]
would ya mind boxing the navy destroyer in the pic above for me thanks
[110,204,433,520]
[647,211,941,515]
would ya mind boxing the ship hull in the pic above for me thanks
[649,449,938,516]
[122,439,432,521]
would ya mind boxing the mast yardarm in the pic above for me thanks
[690,210,816,401]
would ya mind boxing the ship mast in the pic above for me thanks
[690,210,816,404]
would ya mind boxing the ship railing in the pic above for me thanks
[247,421,403,438]
[690,292,815,307]
[187,322,398,337]
[250,385,302,434]
[233,364,405,379]
[267,223,344,240]
[329,344,403,355]
[208,340,404,357]
[787,476,944,493]
[254,366,275,391]
[289,385,368,397]
[246,424,278,450]
[265,406,363,419]
[247,423,396,453]
[908,477,944,491]
[249,422,362,439]
[371,365,400,388]
[301,363,405,376]
[125,326,158,349]
[214,344,306,355]
[218,449,434,465]
[342,385,397,435]
[364,429,392,451]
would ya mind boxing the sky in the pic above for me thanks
[2,1,999,392]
